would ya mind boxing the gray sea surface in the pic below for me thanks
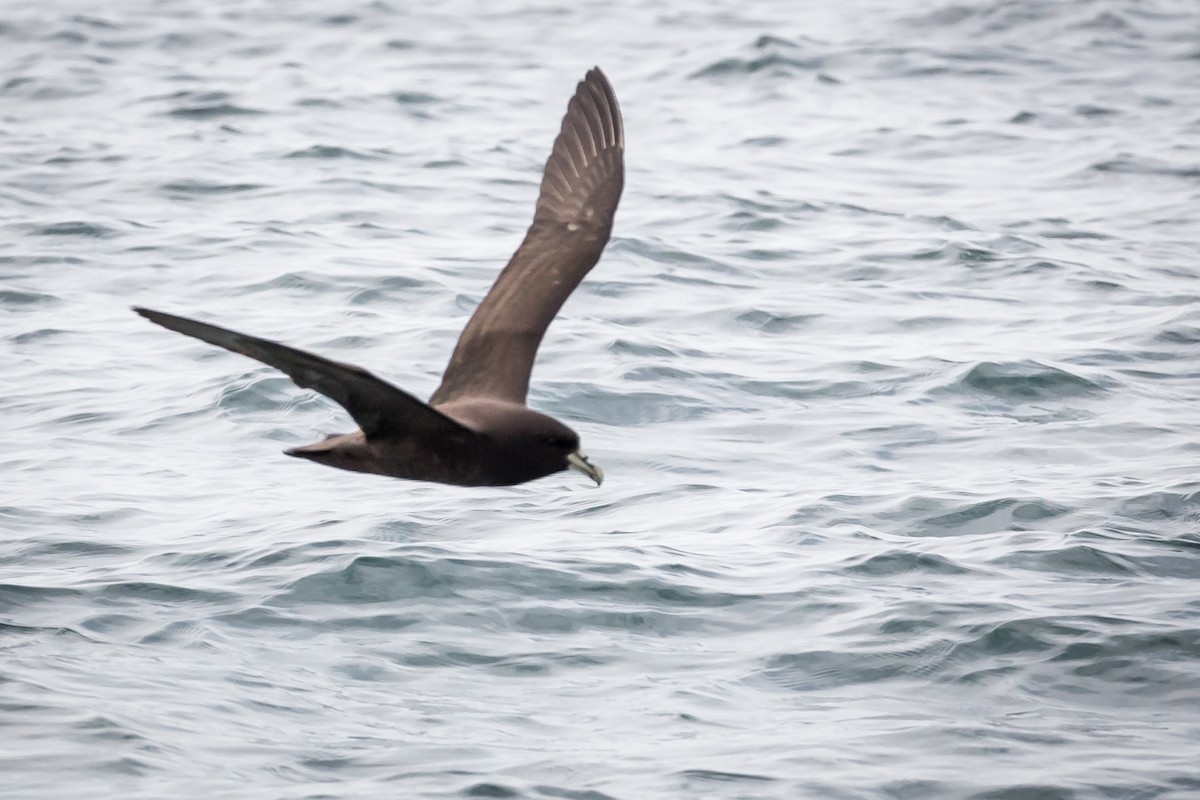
[3,0,1200,797]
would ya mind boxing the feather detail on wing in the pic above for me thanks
[430,67,624,406]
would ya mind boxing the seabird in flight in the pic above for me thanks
[135,67,623,487]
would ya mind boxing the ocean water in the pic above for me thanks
[3,0,1200,797]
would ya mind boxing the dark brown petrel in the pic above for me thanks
[135,67,623,487]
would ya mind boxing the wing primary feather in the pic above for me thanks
[580,86,609,151]
[572,119,595,162]
[573,97,600,157]
[561,137,582,178]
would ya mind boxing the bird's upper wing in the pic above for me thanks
[429,67,624,406]
[135,307,474,440]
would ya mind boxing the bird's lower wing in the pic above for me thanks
[135,307,472,440]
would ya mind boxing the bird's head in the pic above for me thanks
[454,401,603,486]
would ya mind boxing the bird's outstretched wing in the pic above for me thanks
[135,307,473,439]
[430,67,624,406]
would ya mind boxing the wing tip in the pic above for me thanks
[134,306,173,328]
[134,306,204,338]
[580,67,623,151]
[529,66,625,227]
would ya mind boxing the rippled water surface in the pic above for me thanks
[4,0,1200,798]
